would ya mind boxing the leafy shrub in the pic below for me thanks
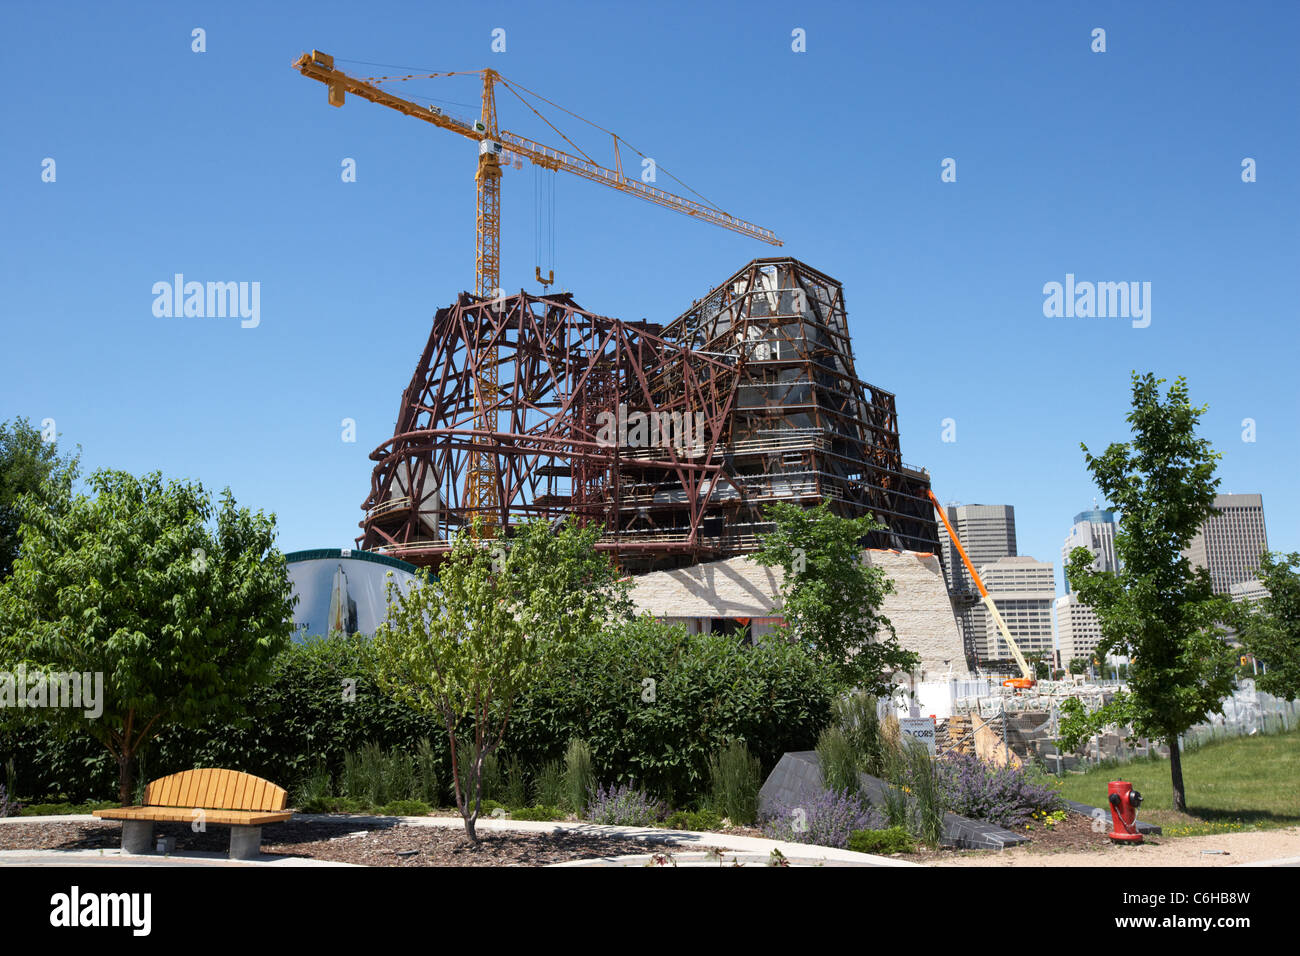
[936,753,1062,829]
[585,782,662,827]
[707,739,761,825]
[564,739,595,814]
[816,725,860,796]
[665,808,723,832]
[0,634,451,803]
[761,788,883,849]
[533,759,565,809]
[17,800,118,817]
[848,826,914,855]
[374,799,432,817]
[509,805,565,821]
[159,634,446,795]
[505,616,835,801]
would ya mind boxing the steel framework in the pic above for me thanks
[359,258,940,570]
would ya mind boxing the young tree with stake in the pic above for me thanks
[1060,373,1237,812]
[370,517,627,842]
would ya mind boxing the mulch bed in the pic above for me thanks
[900,811,1114,862]
[0,818,692,867]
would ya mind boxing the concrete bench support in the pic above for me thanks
[121,820,155,855]
[229,825,263,860]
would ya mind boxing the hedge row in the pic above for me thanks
[3,620,835,806]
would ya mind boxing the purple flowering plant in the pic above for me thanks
[584,782,664,827]
[761,788,883,849]
[934,753,1062,829]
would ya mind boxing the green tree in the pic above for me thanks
[753,501,917,694]
[0,470,294,804]
[1062,373,1237,812]
[1238,551,1300,700]
[0,417,80,580]
[1068,657,1088,676]
[370,518,625,842]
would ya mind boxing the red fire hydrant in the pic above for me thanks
[1107,780,1143,844]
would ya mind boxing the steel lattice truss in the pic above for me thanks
[360,258,939,570]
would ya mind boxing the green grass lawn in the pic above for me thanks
[1054,729,1300,836]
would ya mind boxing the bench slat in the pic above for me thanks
[211,768,230,810]
[221,769,241,810]
[174,770,193,807]
[93,807,292,827]
[192,768,209,807]
[268,782,288,812]
[134,769,287,811]
[202,768,221,808]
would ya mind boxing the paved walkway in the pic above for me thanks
[0,813,913,868]
[0,848,351,867]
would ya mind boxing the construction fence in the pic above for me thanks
[910,678,1298,772]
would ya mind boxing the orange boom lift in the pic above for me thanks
[928,489,1036,689]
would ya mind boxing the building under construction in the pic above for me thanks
[359,257,940,571]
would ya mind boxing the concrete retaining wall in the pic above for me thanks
[630,551,969,678]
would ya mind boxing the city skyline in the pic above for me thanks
[3,3,1295,588]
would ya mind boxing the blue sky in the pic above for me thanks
[3,0,1296,593]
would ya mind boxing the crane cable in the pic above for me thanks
[346,60,733,216]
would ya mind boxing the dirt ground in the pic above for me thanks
[0,818,704,866]
[928,824,1300,867]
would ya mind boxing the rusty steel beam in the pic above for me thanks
[359,259,939,572]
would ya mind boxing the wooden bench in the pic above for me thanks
[93,769,293,860]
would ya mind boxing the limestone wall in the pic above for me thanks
[629,550,969,678]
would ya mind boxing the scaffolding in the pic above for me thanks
[359,258,940,570]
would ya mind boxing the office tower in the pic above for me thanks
[1183,493,1269,594]
[935,503,1017,668]
[936,504,1017,593]
[1055,593,1106,666]
[975,555,1055,664]
[1061,508,1118,592]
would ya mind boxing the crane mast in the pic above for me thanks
[471,69,501,524]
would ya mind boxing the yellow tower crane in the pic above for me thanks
[293,51,782,531]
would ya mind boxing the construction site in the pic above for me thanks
[292,50,1139,757]
[357,257,940,573]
